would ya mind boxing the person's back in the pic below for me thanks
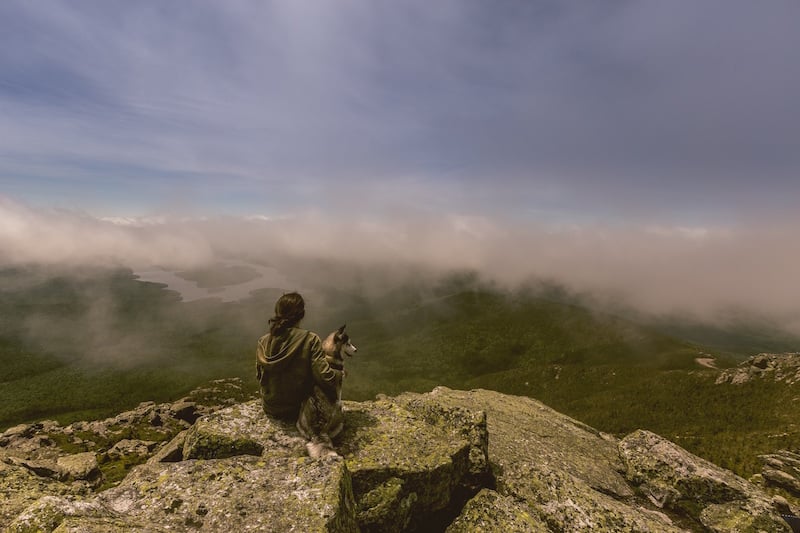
[256,325,321,420]
[255,292,342,456]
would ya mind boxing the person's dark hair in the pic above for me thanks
[268,292,306,335]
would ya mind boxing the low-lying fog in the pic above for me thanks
[2,197,800,333]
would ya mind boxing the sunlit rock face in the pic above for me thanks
[619,430,790,532]
[2,387,795,532]
[413,388,683,532]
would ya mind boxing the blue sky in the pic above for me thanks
[2,0,799,222]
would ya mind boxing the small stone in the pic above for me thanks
[148,431,188,464]
[772,495,792,514]
[57,452,101,483]
[170,401,199,424]
[2,423,32,439]
[6,456,59,478]
[107,439,158,460]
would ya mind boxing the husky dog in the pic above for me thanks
[298,325,357,458]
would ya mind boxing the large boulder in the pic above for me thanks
[5,496,135,533]
[620,429,790,532]
[445,488,549,532]
[0,459,84,528]
[338,394,488,532]
[9,456,357,532]
[181,400,306,460]
[760,449,800,496]
[406,387,682,532]
[56,452,101,484]
[97,456,357,532]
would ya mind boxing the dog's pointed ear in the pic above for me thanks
[337,324,346,334]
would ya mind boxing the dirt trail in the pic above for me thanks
[695,357,717,369]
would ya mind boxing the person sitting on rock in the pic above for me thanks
[256,292,342,457]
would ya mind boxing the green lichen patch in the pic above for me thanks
[501,465,684,532]
[5,386,795,532]
[0,460,80,527]
[620,429,790,530]
[356,477,416,533]
[701,501,792,532]
[5,495,111,533]
[182,430,263,460]
[445,488,548,533]
[337,394,488,531]
[97,453,149,491]
[52,515,165,532]
[404,388,684,532]
[94,455,358,532]
[181,400,304,460]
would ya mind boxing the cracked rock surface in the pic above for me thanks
[2,386,795,532]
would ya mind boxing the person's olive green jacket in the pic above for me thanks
[256,327,340,420]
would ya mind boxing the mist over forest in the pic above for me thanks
[3,197,800,334]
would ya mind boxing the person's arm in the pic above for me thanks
[256,335,270,383]
[256,340,264,382]
[308,334,342,399]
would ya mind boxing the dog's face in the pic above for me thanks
[335,325,357,357]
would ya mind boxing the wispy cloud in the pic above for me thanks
[1,1,799,219]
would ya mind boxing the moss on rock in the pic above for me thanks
[356,477,416,533]
[4,386,796,532]
[338,394,488,530]
[52,515,165,532]
[5,495,110,533]
[620,429,790,531]
[406,388,685,532]
[95,455,358,532]
[0,460,83,527]
[181,400,305,460]
[445,488,548,532]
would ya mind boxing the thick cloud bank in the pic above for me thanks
[2,198,799,330]
[0,197,213,267]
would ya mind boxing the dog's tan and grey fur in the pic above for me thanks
[297,325,356,457]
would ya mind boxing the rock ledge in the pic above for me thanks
[3,387,795,532]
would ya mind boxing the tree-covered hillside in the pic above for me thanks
[1,266,797,480]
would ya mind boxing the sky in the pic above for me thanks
[2,1,800,326]
[2,0,799,220]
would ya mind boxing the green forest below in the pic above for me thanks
[0,266,798,482]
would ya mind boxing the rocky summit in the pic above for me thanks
[1,384,796,532]
[716,353,800,385]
